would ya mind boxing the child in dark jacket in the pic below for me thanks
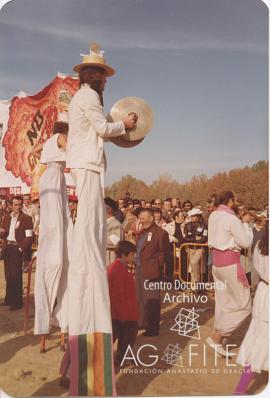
[107,240,139,365]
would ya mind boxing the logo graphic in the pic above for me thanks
[170,307,201,340]
[161,344,183,366]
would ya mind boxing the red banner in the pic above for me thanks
[0,187,22,198]
[2,75,79,191]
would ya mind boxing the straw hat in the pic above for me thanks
[73,42,115,76]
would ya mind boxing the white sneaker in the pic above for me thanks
[206,336,233,358]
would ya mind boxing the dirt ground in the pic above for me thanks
[0,259,268,397]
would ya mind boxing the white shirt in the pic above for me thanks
[66,85,126,173]
[208,210,253,251]
[7,213,19,242]
[40,134,66,164]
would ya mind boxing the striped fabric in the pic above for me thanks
[69,332,115,396]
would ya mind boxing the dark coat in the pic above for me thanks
[0,211,34,254]
[136,223,170,280]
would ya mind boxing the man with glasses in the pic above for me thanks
[182,200,193,215]
[153,199,162,209]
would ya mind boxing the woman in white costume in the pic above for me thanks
[33,113,71,335]
[234,224,268,394]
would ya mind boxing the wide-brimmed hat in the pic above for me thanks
[73,42,115,76]
[188,208,203,217]
[256,210,268,218]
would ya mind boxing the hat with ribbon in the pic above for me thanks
[188,208,203,217]
[73,42,115,76]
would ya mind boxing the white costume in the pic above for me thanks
[65,84,125,396]
[237,242,268,372]
[208,208,253,336]
[34,134,71,334]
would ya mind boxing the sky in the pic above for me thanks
[0,0,268,186]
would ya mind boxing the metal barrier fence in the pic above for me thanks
[173,242,209,282]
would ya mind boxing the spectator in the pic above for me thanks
[144,201,152,209]
[162,198,172,219]
[182,200,193,215]
[185,208,208,289]
[0,195,33,310]
[105,197,124,265]
[171,197,181,210]
[114,202,125,224]
[125,192,132,202]
[140,199,146,208]
[107,240,139,366]
[68,199,78,224]
[250,212,267,290]
[118,198,125,211]
[153,208,165,227]
[153,198,162,209]
[135,209,170,336]
[0,199,10,225]
[133,199,141,209]
[122,208,139,244]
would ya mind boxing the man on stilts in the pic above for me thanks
[64,43,136,396]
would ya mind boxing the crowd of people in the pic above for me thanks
[0,191,268,387]
[0,189,268,395]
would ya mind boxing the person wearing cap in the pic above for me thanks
[207,191,253,358]
[31,113,72,336]
[65,43,137,397]
[185,207,208,288]
[105,197,123,265]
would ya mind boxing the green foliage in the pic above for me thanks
[105,161,268,208]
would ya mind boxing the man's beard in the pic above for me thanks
[91,80,104,106]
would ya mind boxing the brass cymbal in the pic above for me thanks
[107,96,154,142]
[110,136,144,148]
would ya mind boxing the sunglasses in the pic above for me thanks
[155,202,161,205]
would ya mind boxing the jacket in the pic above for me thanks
[0,211,34,254]
[185,220,208,245]
[136,223,170,280]
[66,85,126,173]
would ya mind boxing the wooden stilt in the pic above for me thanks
[40,335,46,353]
[23,256,36,334]
[60,333,66,351]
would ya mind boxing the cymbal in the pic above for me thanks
[107,96,153,141]
[110,136,144,148]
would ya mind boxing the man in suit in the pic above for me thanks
[135,208,170,336]
[0,195,33,310]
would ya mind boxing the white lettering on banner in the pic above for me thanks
[9,187,22,195]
